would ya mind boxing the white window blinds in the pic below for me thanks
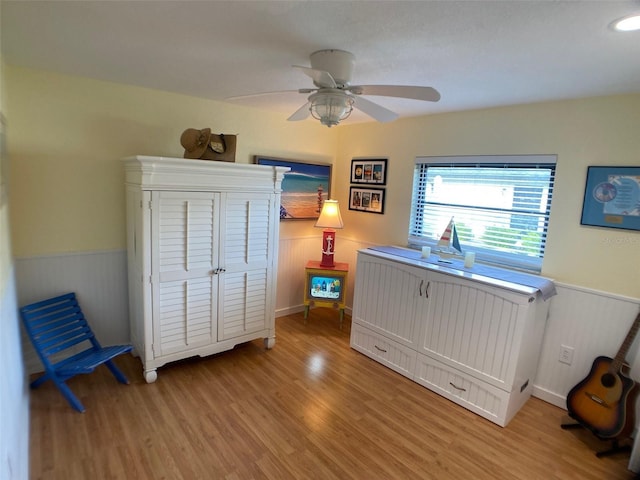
[409,155,557,273]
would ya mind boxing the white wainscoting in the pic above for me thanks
[15,243,640,471]
[273,236,318,317]
[15,243,640,409]
[15,250,129,374]
[533,281,640,473]
[534,283,640,408]
[274,236,368,317]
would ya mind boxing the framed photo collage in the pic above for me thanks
[349,158,387,214]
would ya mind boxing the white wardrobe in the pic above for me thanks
[123,156,288,383]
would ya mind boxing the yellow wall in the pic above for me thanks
[5,64,640,298]
[336,95,640,297]
[1,57,9,287]
[6,65,337,257]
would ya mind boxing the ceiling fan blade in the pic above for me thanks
[225,90,299,101]
[287,102,311,121]
[351,85,441,102]
[292,65,337,89]
[353,96,398,123]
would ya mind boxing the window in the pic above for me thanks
[409,155,556,273]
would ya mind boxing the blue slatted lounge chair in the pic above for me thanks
[20,292,133,412]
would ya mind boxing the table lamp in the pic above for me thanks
[315,199,344,267]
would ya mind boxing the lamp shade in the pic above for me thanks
[315,200,344,229]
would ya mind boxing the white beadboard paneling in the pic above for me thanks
[16,241,640,417]
[13,241,640,471]
[15,250,129,374]
[534,283,640,408]
[274,236,317,316]
[532,283,640,474]
[275,235,371,317]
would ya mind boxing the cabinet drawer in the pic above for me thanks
[414,353,510,426]
[350,323,416,378]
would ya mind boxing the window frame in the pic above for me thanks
[409,155,557,273]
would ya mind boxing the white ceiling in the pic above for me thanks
[2,0,640,125]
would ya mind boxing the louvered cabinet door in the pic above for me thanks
[151,191,219,357]
[218,192,274,340]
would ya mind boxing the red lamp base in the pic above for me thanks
[320,228,336,268]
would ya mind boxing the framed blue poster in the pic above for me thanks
[580,166,640,231]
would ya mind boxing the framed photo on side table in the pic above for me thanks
[349,186,385,214]
[351,158,387,185]
[580,166,640,231]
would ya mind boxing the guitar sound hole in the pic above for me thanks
[601,373,616,388]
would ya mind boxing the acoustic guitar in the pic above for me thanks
[566,311,640,439]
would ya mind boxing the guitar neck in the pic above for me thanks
[612,311,640,371]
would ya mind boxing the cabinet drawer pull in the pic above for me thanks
[374,345,387,353]
[449,382,466,392]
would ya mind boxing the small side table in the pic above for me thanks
[303,260,349,329]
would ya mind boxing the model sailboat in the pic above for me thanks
[436,217,462,256]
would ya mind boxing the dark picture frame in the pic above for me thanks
[349,186,385,214]
[255,156,331,220]
[580,166,640,231]
[351,158,387,185]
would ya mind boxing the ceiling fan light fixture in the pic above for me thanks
[612,14,640,31]
[309,91,354,127]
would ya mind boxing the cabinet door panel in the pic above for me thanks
[218,193,273,340]
[352,255,423,347]
[219,270,269,339]
[157,277,214,355]
[155,191,219,280]
[417,274,526,390]
[222,193,272,269]
[152,191,218,356]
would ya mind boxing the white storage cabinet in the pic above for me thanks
[124,156,288,383]
[351,249,551,427]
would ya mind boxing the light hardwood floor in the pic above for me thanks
[29,310,635,479]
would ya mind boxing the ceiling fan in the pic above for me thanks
[230,49,441,127]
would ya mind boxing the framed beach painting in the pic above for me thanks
[254,156,332,220]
